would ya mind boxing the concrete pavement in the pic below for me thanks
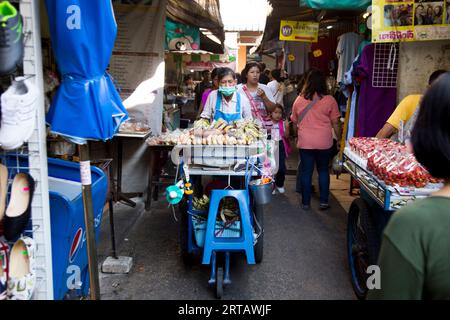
[96,173,356,300]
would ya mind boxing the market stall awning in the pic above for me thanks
[45,0,128,144]
[167,0,225,46]
[261,0,365,44]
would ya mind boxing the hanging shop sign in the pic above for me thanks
[372,0,450,43]
[299,0,371,10]
[279,20,319,42]
[165,19,200,51]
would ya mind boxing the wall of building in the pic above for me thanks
[398,40,450,102]
[237,45,247,73]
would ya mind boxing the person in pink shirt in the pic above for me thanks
[197,68,220,118]
[290,69,341,210]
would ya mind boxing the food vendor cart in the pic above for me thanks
[148,119,276,298]
[343,138,444,299]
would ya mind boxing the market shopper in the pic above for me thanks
[290,69,340,210]
[181,74,195,96]
[238,62,277,129]
[197,68,220,117]
[267,69,285,107]
[368,72,450,300]
[194,70,212,111]
[271,105,291,194]
[376,69,447,140]
[200,67,252,122]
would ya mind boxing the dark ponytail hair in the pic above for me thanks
[301,68,328,100]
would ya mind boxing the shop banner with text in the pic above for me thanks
[279,20,319,42]
[372,0,450,42]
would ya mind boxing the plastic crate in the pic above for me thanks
[192,216,241,248]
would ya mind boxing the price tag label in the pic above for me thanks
[80,161,92,186]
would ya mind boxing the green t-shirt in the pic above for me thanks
[367,197,450,300]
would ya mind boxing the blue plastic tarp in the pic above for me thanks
[299,0,371,10]
[45,0,128,144]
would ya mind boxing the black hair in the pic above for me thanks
[260,63,266,71]
[211,67,221,80]
[201,69,210,76]
[301,68,328,100]
[412,72,450,180]
[271,69,283,82]
[217,67,236,82]
[235,72,242,84]
[385,5,394,13]
[242,62,262,79]
[183,74,193,82]
[428,69,447,85]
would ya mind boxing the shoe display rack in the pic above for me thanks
[0,0,53,300]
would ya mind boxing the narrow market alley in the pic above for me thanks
[97,156,356,300]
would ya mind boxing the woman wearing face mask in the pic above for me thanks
[200,67,252,122]
[237,62,277,129]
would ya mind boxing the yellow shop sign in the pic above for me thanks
[279,20,319,42]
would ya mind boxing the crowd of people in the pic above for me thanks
[192,61,450,299]
[196,62,341,211]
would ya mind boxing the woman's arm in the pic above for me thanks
[257,87,277,112]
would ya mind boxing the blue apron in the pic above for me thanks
[214,92,242,122]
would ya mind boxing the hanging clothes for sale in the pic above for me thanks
[353,43,397,137]
[45,0,129,144]
[336,32,363,85]
[284,41,311,76]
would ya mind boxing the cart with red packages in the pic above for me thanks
[343,138,444,299]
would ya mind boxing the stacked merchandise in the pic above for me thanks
[349,137,443,188]
[0,1,37,301]
[146,118,264,146]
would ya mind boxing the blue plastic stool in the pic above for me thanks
[202,189,255,265]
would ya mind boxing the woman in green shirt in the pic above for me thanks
[368,72,450,300]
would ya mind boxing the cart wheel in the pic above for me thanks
[347,198,379,300]
[216,267,224,299]
[253,203,264,264]
[179,199,195,266]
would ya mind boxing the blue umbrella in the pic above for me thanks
[45,0,129,300]
[45,0,128,144]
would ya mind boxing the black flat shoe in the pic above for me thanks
[3,173,35,241]
[319,203,330,210]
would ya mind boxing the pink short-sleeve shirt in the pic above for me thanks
[290,95,340,150]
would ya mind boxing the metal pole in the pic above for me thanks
[78,144,101,300]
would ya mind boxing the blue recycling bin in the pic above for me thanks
[47,158,107,300]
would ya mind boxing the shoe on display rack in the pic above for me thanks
[0,1,23,76]
[7,236,36,300]
[3,172,35,241]
[0,77,38,150]
[0,163,8,222]
[0,240,9,300]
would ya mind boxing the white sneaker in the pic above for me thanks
[7,236,36,300]
[276,187,285,194]
[0,77,38,150]
[272,189,277,195]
